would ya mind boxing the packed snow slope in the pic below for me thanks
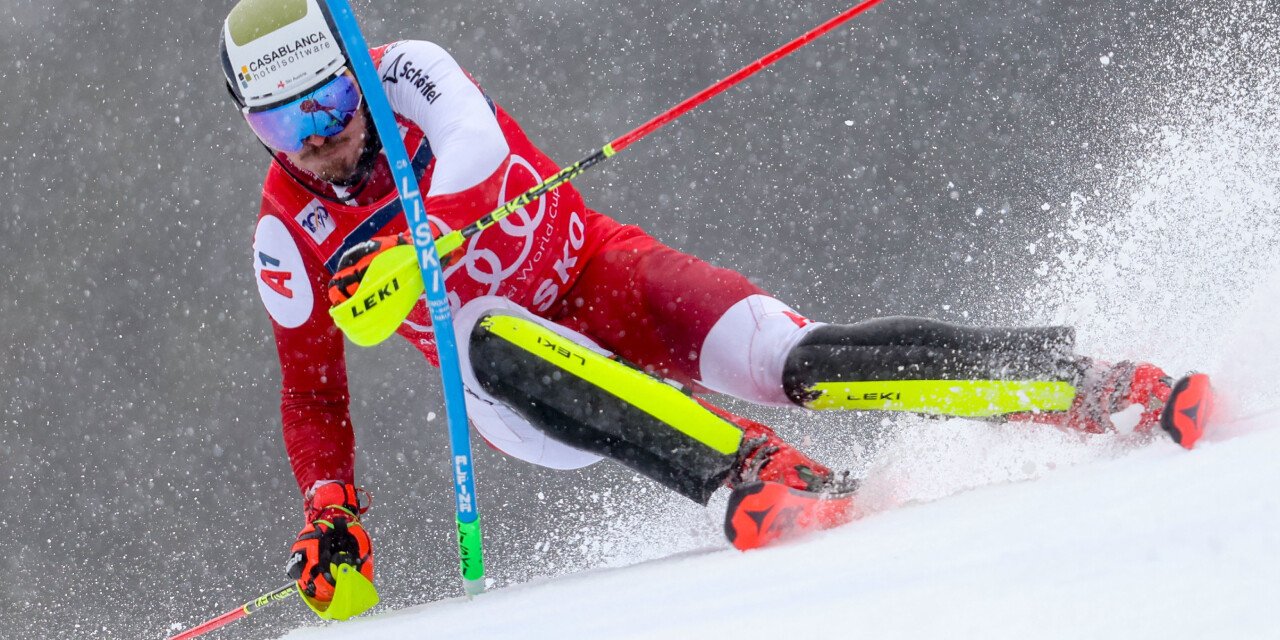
[273,7,1280,640]
[281,416,1279,640]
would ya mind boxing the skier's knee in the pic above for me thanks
[698,295,820,406]
[469,313,742,504]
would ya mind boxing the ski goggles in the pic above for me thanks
[243,71,362,153]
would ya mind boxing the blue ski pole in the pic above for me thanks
[322,0,486,597]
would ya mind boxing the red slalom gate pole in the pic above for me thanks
[166,583,296,640]
[610,0,886,153]
[433,0,887,256]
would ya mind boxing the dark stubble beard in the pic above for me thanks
[287,109,373,184]
[298,134,364,183]
[331,130,382,189]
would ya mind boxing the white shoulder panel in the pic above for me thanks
[379,40,509,196]
[253,215,315,329]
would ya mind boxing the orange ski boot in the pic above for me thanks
[705,404,859,550]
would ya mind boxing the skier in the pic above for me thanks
[220,0,1212,617]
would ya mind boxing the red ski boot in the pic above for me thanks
[1070,361,1173,435]
[702,403,859,550]
[730,421,836,492]
[723,480,859,551]
[1011,360,1169,434]
[1011,360,1212,449]
[1161,373,1214,449]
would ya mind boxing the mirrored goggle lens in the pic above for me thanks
[244,74,361,153]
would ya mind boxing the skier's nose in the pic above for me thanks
[301,134,330,149]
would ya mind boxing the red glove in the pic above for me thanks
[285,482,374,604]
[327,232,412,306]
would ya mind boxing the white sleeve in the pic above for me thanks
[378,40,510,196]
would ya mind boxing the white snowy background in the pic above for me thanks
[3,0,1278,638]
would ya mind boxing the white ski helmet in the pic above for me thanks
[220,0,347,110]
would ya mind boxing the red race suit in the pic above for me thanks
[251,41,766,493]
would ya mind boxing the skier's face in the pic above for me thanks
[282,93,369,183]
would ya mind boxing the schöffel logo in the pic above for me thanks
[382,52,443,104]
[295,200,335,244]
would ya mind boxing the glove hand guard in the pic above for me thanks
[327,232,425,347]
[286,482,377,619]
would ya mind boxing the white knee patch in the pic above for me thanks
[698,295,822,406]
[453,296,603,470]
